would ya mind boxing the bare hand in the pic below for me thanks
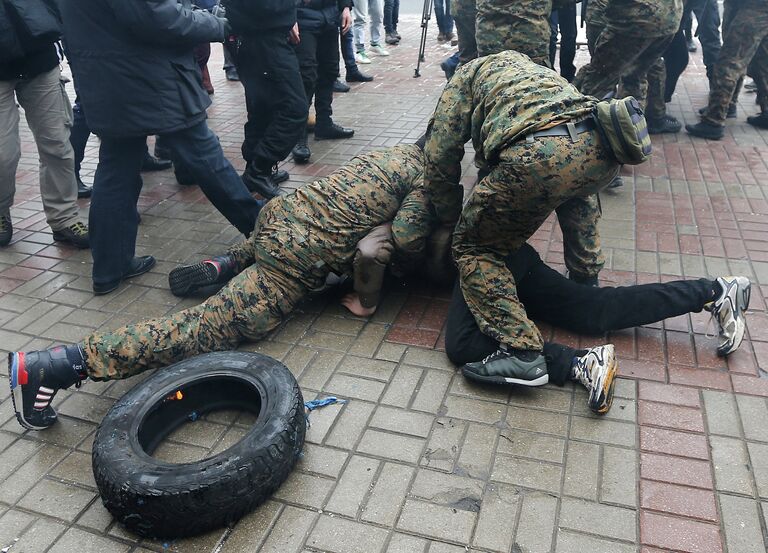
[340,7,352,34]
[341,293,377,317]
[289,23,300,45]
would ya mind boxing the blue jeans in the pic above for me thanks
[433,0,453,36]
[341,28,357,72]
[384,0,399,33]
[90,121,262,285]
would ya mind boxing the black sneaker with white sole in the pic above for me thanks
[8,346,86,430]
[462,347,548,386]
[168,254,237,297]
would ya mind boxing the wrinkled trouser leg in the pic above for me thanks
[475,0,552,65]
[83,262,305,380]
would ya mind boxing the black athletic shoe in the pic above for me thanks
[698,104,737,119]
[346,70,374,83]
[686,121,725,140]
[9,347,85,430]
[76,175,92,199]
[169,254,236,297]
[747,113,768,129]
[647,114,682,134]
[0,215,12,247]
[333,79,351,93]
[53,222,90,249]
[314,122,355,140]
[462,347,548,386]
[93,255,156,295]
[572,344,618,415]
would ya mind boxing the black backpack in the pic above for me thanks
[0,0,62,63]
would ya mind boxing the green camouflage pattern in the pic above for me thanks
[702,0,768,125]
[475,0,553,65]
[637,57,668,120]
[83,144,434,379]
[603,0,683,36]
[557,193,605,279]
[424,50,597,226]
[452,134,619,350]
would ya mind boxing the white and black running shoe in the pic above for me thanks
[572,344,618,415]
[707,276,751,356]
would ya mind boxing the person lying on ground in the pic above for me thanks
[8,141,434,430]
[444,243,750,414]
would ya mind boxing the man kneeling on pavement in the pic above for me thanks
[8,53,751,430]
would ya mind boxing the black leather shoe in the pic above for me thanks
[0,215,12,247]
[93,255,156,295]
[292,131,311,164]
[686,121,725,140]
[141,153,173,172]
[225,66,240,81]
[333,79,351,93]
[747,112,768,129]
[346,71,373,83]
[242,165,280,199]
[76,175,92,199]
[314,122,355,140]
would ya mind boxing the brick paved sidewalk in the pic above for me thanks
[2,14,768,553]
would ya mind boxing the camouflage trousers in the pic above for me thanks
[574,25,674,107]
[453,132,618,351]
[702,1,768,125]
[451,0,478,65]
[475,0,552,66]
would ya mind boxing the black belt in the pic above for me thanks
[526,118,596,142]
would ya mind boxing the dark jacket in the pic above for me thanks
[59,0,225,137]
[0,0,61,80]
[297,0,352,32]
[224,0,298,34]
[0,44,59,81]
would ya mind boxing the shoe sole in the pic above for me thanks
[590,346,618,415]
[461,367,550,387]
[169,262,219,297]
[718,279,751,356]
[8,352,46,431]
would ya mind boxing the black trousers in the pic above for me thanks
[664,29,690,102]
[295,24,339,125]
[549,4,577,82]
[445,244,715,385]
[236,31,307,168]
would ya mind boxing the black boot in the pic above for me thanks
[314,121,355,140]
[686,121,725,140]
[747,112,768,129]
[292,130,311,164]
[346,70,373,83]
[272,165,289,184]
[242,163,281,199]
[225,66,240,81]
[333,79,351,93]
[169,254,238,297]
[0,214,12,247]
[647,115,682,134]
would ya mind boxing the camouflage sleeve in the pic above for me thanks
[555,193,605,278]
[392,188,435,261]
[423,67,476,226]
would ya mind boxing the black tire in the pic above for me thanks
[92,352,305,538]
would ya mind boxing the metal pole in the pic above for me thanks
[414,0,433,77]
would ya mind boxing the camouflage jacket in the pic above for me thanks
[590,0,683,35]
[423,51,596,226]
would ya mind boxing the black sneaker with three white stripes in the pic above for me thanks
[8,346,86,430]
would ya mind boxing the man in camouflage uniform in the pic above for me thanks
[8,143,434,430]
[475,0,555,65]
[424,50,621,402]
[687,0,768,139]
[574,0,683,110]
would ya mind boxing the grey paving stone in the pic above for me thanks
[0,443,68,503]
[497,428,565,463]
[748,441,768,499]
[324,374,386,402]
[381,365,423,407]
[358,429,426,463]
[308,515,388,553]
[12,517,67,553]
[411,370,452,413]
[48,528,130,553]
[397,499,476,543]
[737,395,768,442]
[325,455,380,517]
[456,422,498,479]
[272,471,335,509]
[573,396,637,424]
[362,462,414,526]
[719,494,766,553]
[348,323,389,358]
[559,497,636,542]
[56,392,116,424]
[450,374,510,404]
[711,435,753,495]
[299,330,355,351]
[76,500,114,533]
[491,456,563,493]
[386,533,428,553]
[297,443,348,478]
[570,416,636,447]
[0,509,35,547]
[370,405,435,438]
[514,491,558,553]
[304,397,345,445]
[325,400,375,450]
[299,350,342,390]
[402,348,454,371]
[508,386,572,413]
[421,417,466,472]
[601,446,638,507]
[18,478,96,521]
[375,342,407,363]
[258,505,316,553]
[426,542,469,553]
[563,441,600,501]
[507,406,568,437]
[472,483,521,552]
[410,468,483,508]
[555,529,636,553]
[0,437,39,482]
[444,395,506,425]
[703,390,742,437]
[50,450,97,488]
